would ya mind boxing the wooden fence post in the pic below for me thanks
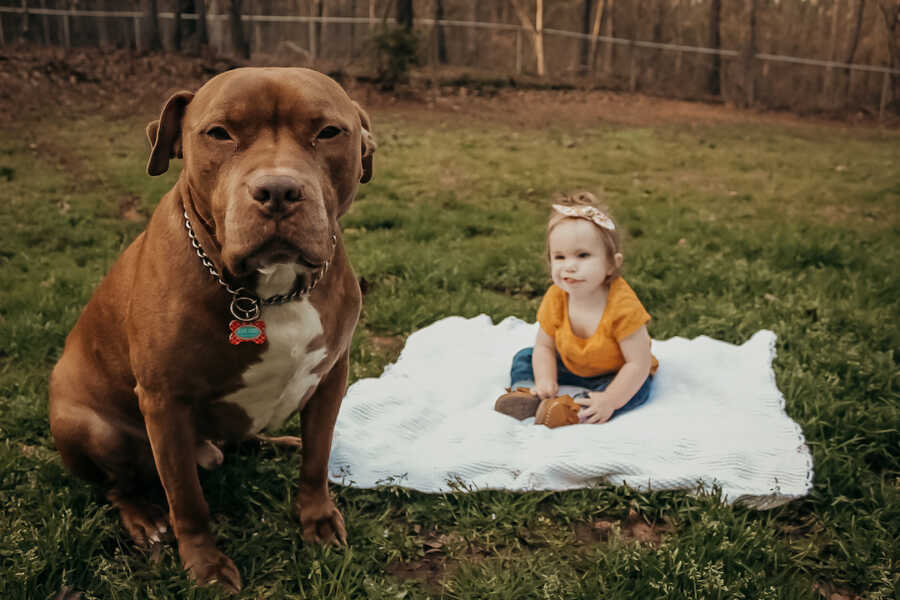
[133,15,141,51]
[879,70,890,123]
[0,14,5,46]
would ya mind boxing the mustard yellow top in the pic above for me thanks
[537,278,659,378]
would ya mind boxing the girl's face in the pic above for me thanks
[548,218,617,297]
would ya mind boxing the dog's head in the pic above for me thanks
[145,68,376,278]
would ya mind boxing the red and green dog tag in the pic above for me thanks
[228,320,267,345]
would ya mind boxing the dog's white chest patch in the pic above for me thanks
[221,297,328,435]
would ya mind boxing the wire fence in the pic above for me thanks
[1,6,897,117]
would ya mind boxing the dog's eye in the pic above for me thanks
[206,127,232,141]
[316,126,343,140]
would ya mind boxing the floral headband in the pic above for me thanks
[552,204,616,231]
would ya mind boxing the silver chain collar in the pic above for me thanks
[182,208,334,321]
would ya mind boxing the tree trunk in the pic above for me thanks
[674,0,683,74]
[350,0,356,55]
[878,1,900,106]
[509,0,544,77]
[842,0,866,103]
[628,0,639,91]
[196,0,209,49]
[588,0,606,75]
[708,0,721,96]
[99,0,116,47]
[397,0,413,31]
[173,0,183,52]
[535,0,544,77]
[143,0,162,51]
[650,0,667,84]
[38,0,51,45]
[229,0,250,59]
[824,0,842,100]
[435,0,447,64]
[580,0,591,73]
[743,0,757,107]
[19,0,29,41]
[320,0,327,59]
[603,0,615,74]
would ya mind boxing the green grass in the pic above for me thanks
[1,101,898,599]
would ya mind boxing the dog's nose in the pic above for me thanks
[249,175,303,213]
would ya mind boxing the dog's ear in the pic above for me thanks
[353,101,376,184]
[147,91,194,176]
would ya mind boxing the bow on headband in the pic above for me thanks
[552,204,616,231]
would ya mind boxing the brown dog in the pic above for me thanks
[49,67,375,592]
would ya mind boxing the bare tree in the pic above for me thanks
[842,0,866,102]
[708,0,722,96]
[743,0,758,106]
[229,0,250,59]
[603,0,615,74]
[878,0,900,104]
[143,0,162,51]
[97,0,113,47]
[196,0,209,50]
[579,0,591,73]
[824,0,842,100]
[588,0,607,75]
[650,0,668,85]
[173,0,183,52]
[435,0,447,64]
[509,0,545,77]
[397,0,413,30]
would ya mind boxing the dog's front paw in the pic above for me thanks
[297,498,347,545]
[178,534,242,594]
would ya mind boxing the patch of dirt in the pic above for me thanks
[0,44,227,125]
[370,335,404,354]
[118,194,144,222]
[386,553,452,592]
[812,582,863,600]
[386,531,465,592]
[574,509,674,547]
[2,44,896,134]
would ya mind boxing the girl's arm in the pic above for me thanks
[577,325,652,423]
[531,328,559,400]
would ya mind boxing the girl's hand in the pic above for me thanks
[532,379,558,400]
[575,392,616,424]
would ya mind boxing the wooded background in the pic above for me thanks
[2,0,899,116]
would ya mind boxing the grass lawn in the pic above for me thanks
[0,92,898,599]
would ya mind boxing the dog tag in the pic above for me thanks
[228,320,267,345]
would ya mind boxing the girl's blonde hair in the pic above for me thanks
[546,191,623,285]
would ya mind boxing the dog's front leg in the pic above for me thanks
[296,352,348,545]
[138,385,242,593]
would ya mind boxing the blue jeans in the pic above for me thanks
[509,347,653,420]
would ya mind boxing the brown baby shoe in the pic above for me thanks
[494,387,542,420]
[534,394,581,428]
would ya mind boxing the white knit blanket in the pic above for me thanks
[329,315,813,508]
